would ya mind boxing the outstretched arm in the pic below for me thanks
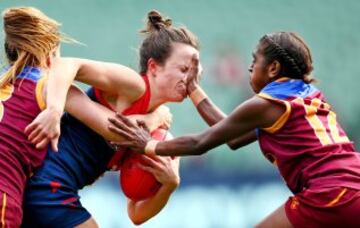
[109,96,285,156]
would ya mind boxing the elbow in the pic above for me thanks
[129,215,148,226]
[227,142,240,151]
[131,219,145,226]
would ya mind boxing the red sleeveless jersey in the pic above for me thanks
[93,75,151,168]
[0,66,47,203]
[257,78,360,194]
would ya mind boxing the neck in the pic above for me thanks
[147,73,167,112]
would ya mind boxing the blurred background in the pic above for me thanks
[1,0,359,227]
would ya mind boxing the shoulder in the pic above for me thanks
[241,95,287,129]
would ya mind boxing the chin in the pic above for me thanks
[171,95,186,103]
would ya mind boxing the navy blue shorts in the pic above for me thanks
[22,174,91,228]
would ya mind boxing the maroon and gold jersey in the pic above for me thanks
[0,66,47,203]
[257,78,360,194]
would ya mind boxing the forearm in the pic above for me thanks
[196,98,226,126]
[190,85,256,149]
[64,86,128,142]
[65,86,162,142]
[227,130,257,150]
[46,58,81,113]
[155,134,207,156]
[127,184,176,225]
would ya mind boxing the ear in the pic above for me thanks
[46,55,52,68]
[147,58,159,77]
[267,60,281,79]
[46,47,61,69]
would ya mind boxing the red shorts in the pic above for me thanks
[0,191,22,228]
[285,187,360,228]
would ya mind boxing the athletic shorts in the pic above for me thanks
[0,191,22,228]
[285,187,360,228]
[22,175,91,228]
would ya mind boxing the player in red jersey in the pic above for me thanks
[109,32,360,227]
[22,10,199,227]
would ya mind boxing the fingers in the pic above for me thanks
[108,116,132,133]
[108,120,133,139]
[139,155,162,168]
[31,130,47,145]
[35,138,49,150]
[111,141,138,150]
[50,136,59,152]
[27,127,42,141]
[24,122,37,136]
[191,54,199,67]
[136,163,156,176]
[115,113,136,127]
[136,120,150,132]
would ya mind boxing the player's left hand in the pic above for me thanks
[108,113,152,153]
[24,107,61,151]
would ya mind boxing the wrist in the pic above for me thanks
[46,105,63,117]
[189,86,208,106]
[144,140,159,155]
[161,179,179,193]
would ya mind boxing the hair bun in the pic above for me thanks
[143,10,172,33]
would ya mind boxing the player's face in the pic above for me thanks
[156,43,199,102]
[248,47,270,93]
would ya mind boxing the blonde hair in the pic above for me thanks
[0,7,74,88]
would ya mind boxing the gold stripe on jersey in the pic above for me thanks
[293,97,333,145]
[0,84,14,121]
[35,76,48,111]
[258,93,291,133]
[328,111,350,143]
[325,188,347,207]
[1,193,6,228]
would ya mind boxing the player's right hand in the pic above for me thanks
[108,113,152,154]
[24,107,61,151]
[186,54,203,95]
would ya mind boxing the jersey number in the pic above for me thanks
[295,98,349,146]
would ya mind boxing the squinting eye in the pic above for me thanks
[181,67,189,73]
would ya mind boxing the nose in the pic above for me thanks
[248,66,253,73]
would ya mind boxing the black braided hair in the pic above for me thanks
[259,32,315,83]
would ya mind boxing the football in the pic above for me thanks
[120,128,172,201]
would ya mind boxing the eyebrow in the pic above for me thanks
[251,52,256,58]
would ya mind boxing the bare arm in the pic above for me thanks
[109,96,285,156]
[26,57,146,149]
[65,86,168,142]
[51,57,145,100]
[127,156,180,225]
[190,87,257,149]
[155,96,283,156]
[186,57,257,149]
